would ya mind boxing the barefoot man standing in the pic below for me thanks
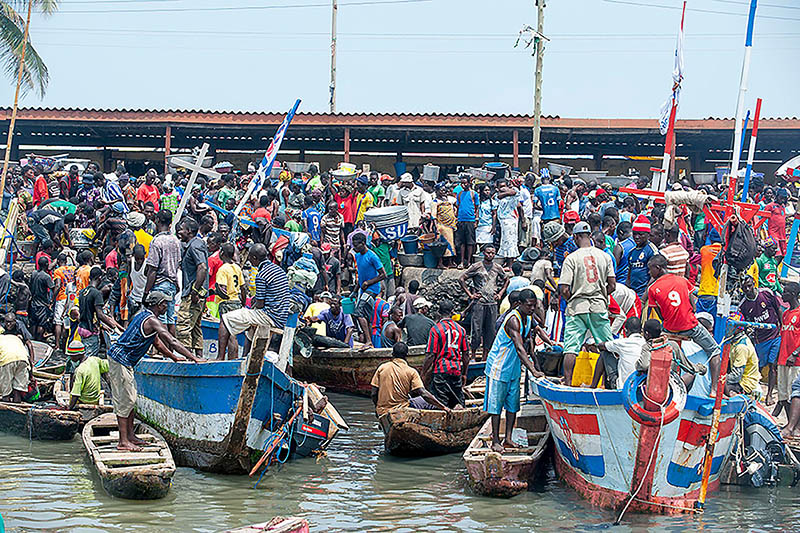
[107,291,204,451]
[483,288,544,453]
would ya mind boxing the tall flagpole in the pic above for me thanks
[0,0,33,204]
[726,0,758,213]
[741,98,762,201]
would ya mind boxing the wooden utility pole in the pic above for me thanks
[330,0,338,113]
[0,0,33,203]
[531,0,545,174]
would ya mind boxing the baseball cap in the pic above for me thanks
[696,312,714,327]
[573,221,591,235]
[413,297,434,309]
[564,211,580,224]
[144,291,171,306]
[399,173,414,184]
[319,291,333,299]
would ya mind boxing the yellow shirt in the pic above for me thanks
[134,228,153,256]
[355,192,374,223]
[216,263,244,302]
[304,302,330,335]
[730,337,760,395]
[0,335,28,366]
[747,261,759,288]
[698,244,722,296]
[70,356,109,404]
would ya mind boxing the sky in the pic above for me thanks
[1,0,798,119]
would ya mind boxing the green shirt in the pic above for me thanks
[161,191,180,214]
[285,220,303,232]
[756,253,782,293]
[70,356,108,405]
[217,187,236,209]
[47,200,77,214]
[368,184,385,201]
[371,241,394,277]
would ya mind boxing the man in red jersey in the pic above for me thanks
[422,300,470,408]
[776,282,800,422]
[647,254,720,394]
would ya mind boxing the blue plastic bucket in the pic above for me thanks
[423,250,438,269]
[401,235,419,254]
[341,297,356,315]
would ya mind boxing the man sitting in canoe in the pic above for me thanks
[422,300,470,408]
[0,333,33,403]
[371,342,450,416]
[65,340,109,409]
[306,295,356,348]
[483,288,544,453]
[108,291,204,452]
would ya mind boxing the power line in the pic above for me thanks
[711,0,800,10]
[602,0,800,21]
[29,0,433,14]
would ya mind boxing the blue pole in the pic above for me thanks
[782,218,800,279]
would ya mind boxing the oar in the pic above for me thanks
[248,403,304,477]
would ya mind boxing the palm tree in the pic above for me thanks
[1,0,58,97]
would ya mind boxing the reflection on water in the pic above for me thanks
[1,394,798,532]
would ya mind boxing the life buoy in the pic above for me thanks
[622,371,687,426]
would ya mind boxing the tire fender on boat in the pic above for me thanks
[622,372,687,426]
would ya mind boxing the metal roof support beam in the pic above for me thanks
[513,129,520,170]
[343,127,350,163]
[164,124,171,174]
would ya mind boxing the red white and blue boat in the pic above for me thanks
[134,354,337,474]
[532,342,749,514]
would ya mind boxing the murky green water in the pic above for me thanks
[1,393,798,532]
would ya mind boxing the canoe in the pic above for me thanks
[226,517,310,533]
[134,335,344,474]
[463,401,551,498]
[532,339,749,514]
[54,379,112,426]
[0,401,81,440]
[82,413,175,500]
[378,406,489,457]
[293,344,426,396]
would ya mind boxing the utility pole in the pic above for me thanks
[531,0,545,174]
[0,0,33,202]
[329,0,337,113]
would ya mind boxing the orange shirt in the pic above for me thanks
[136,183,160,211]
[75,265,91,294]
[53,265,76,301]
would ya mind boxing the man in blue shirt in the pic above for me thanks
[625,215,660,298]
[455,176,480,269]
[302,195,322,243]
[352,232,386,347]
[534,176,561,223]
[613,221,635,282]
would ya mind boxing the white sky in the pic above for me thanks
[1,0,798,119]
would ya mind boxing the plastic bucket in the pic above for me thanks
[401,235,419,254]
[377,222,408,241]
[429,242,448,259]
[341,297,356,315]
[422,250,438,269]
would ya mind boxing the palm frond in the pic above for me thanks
[0,6,49,97]
[3,1,59,16]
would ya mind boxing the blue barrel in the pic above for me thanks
[423,249,438,269]
[401,235,419,254]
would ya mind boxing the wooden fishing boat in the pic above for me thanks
[463,401,550,498]
[82,413,175,499]
[134,335,346,474]
[54,379,112,426]
[532,340,749,514]
[378,406,489,457]
[0,401,81,440]
[293,344,426,396]
[226,517,310,533]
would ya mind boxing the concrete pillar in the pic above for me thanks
[512,129,519,170]
[343,127,350,163]
[593,152,603,171]
[164,124,172,174]
[299,148,306,162]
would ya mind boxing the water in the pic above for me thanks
[1,394,799,532]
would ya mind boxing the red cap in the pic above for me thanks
[564,210,580,224]
[596,187,607,196]
[632,214,651,233]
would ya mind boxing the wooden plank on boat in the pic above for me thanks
[307,383,348,431]
[378,407,489,457]
[82,413,175,500]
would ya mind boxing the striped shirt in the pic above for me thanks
[254,260,290,327]
[101,181,129,212]
[660,242,690,277]
[427,318,469,376]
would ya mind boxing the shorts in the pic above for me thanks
[218,299,243,317]
[695,295,717,320]
[221,307,279,342]
[153,281,178,325]
[108,358,136,417]
[455,221,476,247]
[754,337,781,368]
[430,373,465,408]
[28,221,49,244]
[354,292,376,320]
[777,365,800,402]
[54,299,69,326]
[0,360,28,397]
[563,312,613,355]
[483,375,521,415]
[791,372,800,401]
[82,332,100,359]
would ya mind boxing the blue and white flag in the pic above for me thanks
[659,2,685,135]
[234,98,302,217]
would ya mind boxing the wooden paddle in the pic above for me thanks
[248,403,304,477]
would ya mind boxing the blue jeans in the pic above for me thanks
[153,281,178,325]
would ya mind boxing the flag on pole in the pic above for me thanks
[659,2,686,135]
[233,98,302,217]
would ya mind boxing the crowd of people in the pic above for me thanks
[0,156,798,452]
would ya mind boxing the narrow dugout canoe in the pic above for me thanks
[293,344,426,396]
[0,401,81,440]
[463,402,551,498]
[378,406,489,457]
[82,413,175,500]
[54,379,112,426]
[226,517,310,533]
